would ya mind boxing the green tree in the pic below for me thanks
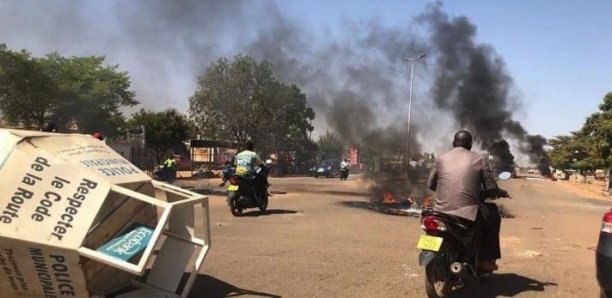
[294,137,319,169]
[0,44,137,135]
[44,53,137,136]
[582,93,612,167]
[260,84,315,169]
[0,44,57,127]
[189,55,264,144]
[128,109,191,163]
[317,130,345,161]
[549,92,612,190]
[189,55,315,172]
[549,133,595,170]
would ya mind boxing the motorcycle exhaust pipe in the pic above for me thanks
[450,262,463,275]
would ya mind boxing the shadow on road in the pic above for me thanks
[188,274,282,298]
[241,209,298,217]
[189,188,227,196]
[293,189,370,197]
[109,274,281,298]
[337,200,372,211]
[337,200,421,217]
[450,273,557,298]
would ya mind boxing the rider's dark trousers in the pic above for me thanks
[476,202,502,260]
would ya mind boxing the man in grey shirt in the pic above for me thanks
[427,130,509,271]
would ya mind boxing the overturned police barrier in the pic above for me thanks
[0,129,211,298]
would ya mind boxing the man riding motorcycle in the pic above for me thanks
[340,158,350,169]
[427,130,509,272]
[235,140,267,202]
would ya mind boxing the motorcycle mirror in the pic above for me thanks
[498,171,512,180]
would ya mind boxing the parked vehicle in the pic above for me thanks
[597,209,612,297]
[314,159,340,178]
[226,167,269,216]
[417,172,511,298]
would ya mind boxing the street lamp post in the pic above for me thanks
[401,54,426,168]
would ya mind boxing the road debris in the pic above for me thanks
[517,250,543,258]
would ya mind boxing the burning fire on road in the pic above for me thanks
[368,175,431,217]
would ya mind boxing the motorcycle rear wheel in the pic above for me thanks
[425,257,453,297]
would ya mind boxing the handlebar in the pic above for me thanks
[480,188,511,201]
[498,189,511,198]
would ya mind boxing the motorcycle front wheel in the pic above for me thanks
[425,256,453,297]
[259,193,268,212]
[230,198,243,216]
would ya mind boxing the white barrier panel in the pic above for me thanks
[0,129,211,298]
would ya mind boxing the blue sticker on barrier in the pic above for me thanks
[97,224,155,261]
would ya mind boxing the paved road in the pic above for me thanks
[182,175,609,297]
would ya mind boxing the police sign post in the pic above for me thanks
[0,129,211,298]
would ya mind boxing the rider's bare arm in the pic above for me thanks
[480,157,507,198]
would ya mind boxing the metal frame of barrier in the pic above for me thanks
[79,182,211,298]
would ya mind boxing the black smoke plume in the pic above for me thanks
[418,3,550,173]
[0,1,550,173]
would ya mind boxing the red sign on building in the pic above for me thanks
[348,146,359,165]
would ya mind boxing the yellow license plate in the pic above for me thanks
[417,235,444,252]
[228,185,239,191]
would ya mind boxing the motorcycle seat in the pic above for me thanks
[421,209,476,232]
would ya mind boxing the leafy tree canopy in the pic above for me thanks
[128,108,190,162]
[0,44,137,136]
[189,55,316,168]
[549,92,612,170]
[317,130,345,161]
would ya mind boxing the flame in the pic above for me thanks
[423,195,434,208]
[382,192,398,204]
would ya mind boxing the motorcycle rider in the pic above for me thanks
[235,140,266,201]
[427,130,508,272]
[340,158,350,170]
[163,154,178,184]
[340,158,350,178]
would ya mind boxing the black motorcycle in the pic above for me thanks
[226,167,269,216]
[153,165,165,181]
[340,166,349,180]
[417,172,511,297]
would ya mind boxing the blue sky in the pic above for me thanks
[0,1,610,141]
[279,1,612,138]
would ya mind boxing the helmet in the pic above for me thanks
[40,121,58,132]
[452,130,473,150]
[244,140,254,151]
[92,131,105,141]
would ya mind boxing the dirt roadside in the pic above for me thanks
[553,179,612,202]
